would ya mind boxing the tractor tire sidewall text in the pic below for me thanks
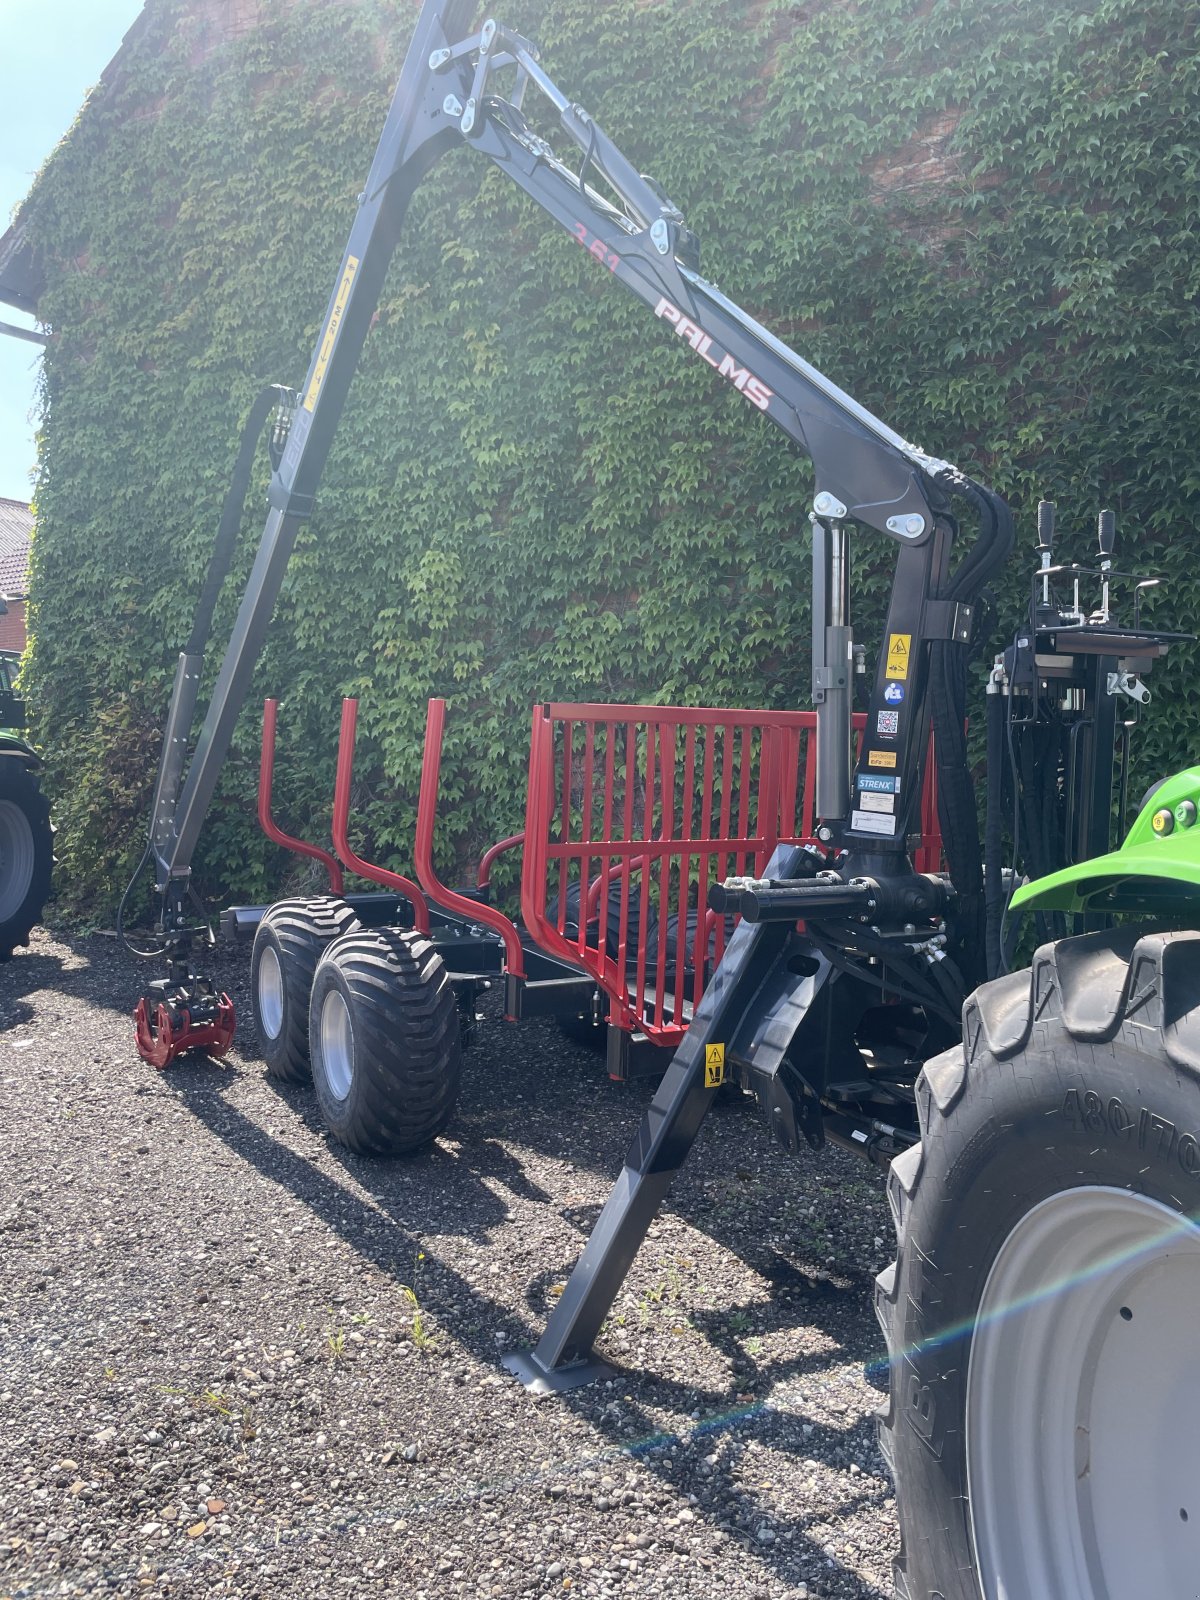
[250,898,360,1083]
[308,926,461,1156]
[0,758,53,959]
[879,928,1200,1600]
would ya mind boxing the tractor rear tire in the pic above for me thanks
[0,759,52,959]
[308,926,461,1155]
[878,928,1200,1600]
[251,898,360,1083]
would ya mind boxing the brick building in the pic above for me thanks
[0,498,32,653]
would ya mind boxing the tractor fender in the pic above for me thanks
[0,736,42,771]
[1014,765,1200,915]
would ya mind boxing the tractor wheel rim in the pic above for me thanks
[256,946,284,1039]
[319,988,354,1101]
[966,1185,1200,1599]
[0,798,35,924]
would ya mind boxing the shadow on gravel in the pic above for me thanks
[451,1132,553,1203]
[164,1064,528,1251]
[15,930,251,1029]
[0,949,71,1027]
[58,920,893,1594]
[157,1052,891,1597]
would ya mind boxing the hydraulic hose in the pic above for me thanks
[936,474,1016,606]
[984,685,1005,979]
[925,477,1015,993]
[929,634,982,985]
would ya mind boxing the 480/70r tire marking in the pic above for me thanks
[1061,1087,1200,1178]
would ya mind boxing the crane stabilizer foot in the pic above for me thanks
[500,1349,616,1396]
[133,974,236,1069]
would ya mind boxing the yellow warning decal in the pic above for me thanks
[704,1043,726,1088]
[303,254,360,412]
[885,633,911,681]
[869,749,898,769]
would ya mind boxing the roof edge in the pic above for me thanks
[0,3,156,315]
[0,221,43,315]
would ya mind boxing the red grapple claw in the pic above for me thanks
[134,993,236,1069]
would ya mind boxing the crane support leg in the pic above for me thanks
[504,847,806,1392]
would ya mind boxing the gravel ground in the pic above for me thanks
[1,926,901,1600]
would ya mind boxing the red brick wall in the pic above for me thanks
[866,111,965,198]
[188,0,263,42]
[0,601,28,654]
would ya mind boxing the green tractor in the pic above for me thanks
[879,770,1200,1598]
[0,649,53,959]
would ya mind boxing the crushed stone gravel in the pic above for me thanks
[1,927,900,1599]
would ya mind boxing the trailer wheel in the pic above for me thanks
[0,759,52,959]
[308,927,461,1155]
[251,898,360,1083]
[878,928,1200,1600]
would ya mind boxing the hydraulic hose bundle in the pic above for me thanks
[927,474,1015,987]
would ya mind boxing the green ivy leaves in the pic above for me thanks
[17,0,1200,917]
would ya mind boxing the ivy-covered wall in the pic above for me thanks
[18,0,1200,917]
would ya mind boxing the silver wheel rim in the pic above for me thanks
[319,988,354,1101]
[257,946,284,1039]
[0,798,35,924]
[967,1186,1200,1599]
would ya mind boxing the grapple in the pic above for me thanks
[134,978,235,1069]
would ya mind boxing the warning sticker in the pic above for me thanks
[868,749,898,769]
[851,809,897,836]
[877,709,899,736]
[885,633,911,681]
[304,254,360,412]
[858,791,895,813]
[704,1043,726,1088]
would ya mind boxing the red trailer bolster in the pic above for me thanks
[416,700,526,983]
[332,699,431,931]
[258,699,345,893]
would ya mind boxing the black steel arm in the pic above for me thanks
[458,30,952,542]
[135,0,1020,1386]
[154,0,476,890]
[152,2,1007,902]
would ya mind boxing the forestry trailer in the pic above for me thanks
[124,8,1198,1597]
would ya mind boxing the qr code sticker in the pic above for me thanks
[876,709,899,735]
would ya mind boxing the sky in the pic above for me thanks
[0,0,147,503]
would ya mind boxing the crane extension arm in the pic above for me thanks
[139,2,1011,1058]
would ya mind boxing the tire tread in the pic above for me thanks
[880,927,1198,1597]
[251,898,360,1082]
[0,761,53,959]
[309,927,461,1155]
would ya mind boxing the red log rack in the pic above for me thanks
[244,696,943,1058]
